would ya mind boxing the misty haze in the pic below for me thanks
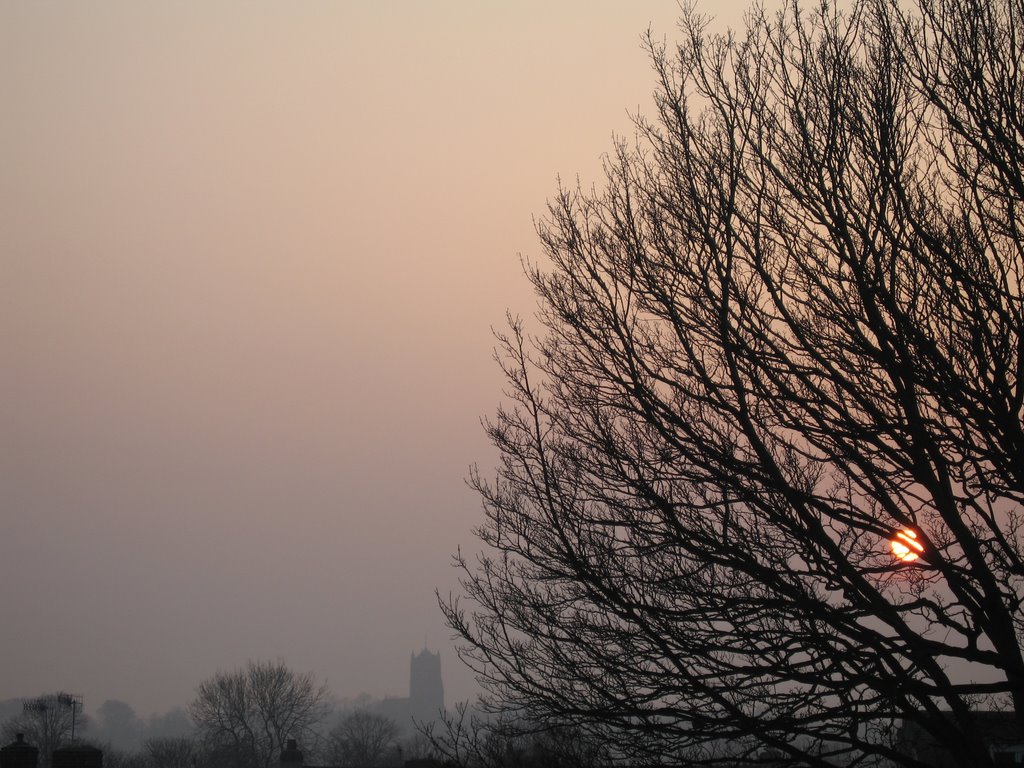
[7,0,1024,767]
[2,1,698,721]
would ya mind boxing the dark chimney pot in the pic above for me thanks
[279,738,303,765]
[1,733,40,768]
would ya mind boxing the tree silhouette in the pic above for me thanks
[1,694,84,768]
[445,0,1024,765]
[327,711,400,768]
[189,660,327,768]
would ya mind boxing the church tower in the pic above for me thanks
[409,648,444,722]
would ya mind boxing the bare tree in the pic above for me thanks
[327,711,400,768]
[189,659,328,768]
[444,0,1024,765]
[93,700,144,751]
[1,694,86,768]
[99,745,148,768]
[423,702,609,768]
[144,736,203,768]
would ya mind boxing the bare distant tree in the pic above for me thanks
[93,700,144,751]
[1,694,86,768]
[144,736,203,768]
[98,745,148,768]
[423,702,609,768]
[445,0,1024,765]
[397,730,442,766]
[143,708,193,741]
[327,711,400,768]
[189,660,328,768]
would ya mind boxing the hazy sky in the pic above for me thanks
[1,2,748,718]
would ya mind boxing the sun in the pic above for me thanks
[890,528,924,562]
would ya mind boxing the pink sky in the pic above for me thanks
[1,2,747,717]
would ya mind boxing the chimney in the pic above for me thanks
[280,738,303,766]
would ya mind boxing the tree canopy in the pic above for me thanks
[189,660,327,768]
[327,710,400,768]
[445,0,1024,765]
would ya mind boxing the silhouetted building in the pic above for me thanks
[0,738,104,768]
[51,745,101,768]
[0,734,39,768]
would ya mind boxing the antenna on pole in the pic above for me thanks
[57,693,83,742]
[22,693,83,743]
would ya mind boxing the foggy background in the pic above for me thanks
[1,2,746,719]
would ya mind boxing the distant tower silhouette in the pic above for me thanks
[409,648,444,721]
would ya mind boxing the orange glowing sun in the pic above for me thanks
[890,528,924,562]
